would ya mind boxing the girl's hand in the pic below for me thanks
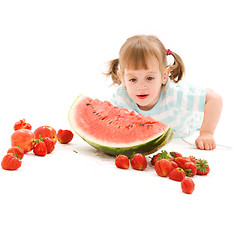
[195,132,216,150]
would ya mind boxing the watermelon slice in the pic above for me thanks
[68,95,173,157]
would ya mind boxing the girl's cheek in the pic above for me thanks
[127,88,136,100]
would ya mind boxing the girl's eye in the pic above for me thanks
[147,77,154,81]
[129,78,136,82]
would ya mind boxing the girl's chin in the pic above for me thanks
[137,103,154,111]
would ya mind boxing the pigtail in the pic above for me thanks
[169,51,185,83]
[105,58,121,85]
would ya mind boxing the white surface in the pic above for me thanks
[0,0,245,239]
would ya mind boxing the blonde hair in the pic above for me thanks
[105,35,185,85]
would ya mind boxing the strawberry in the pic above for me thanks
[131,153,147,171]
[1,153,22,170]
[188,156,197,163]
[184,161,197,177]
[150,150,171,166]
[115,155,129,169]
[154,159,173,177]
[43,137,55,154]
[181,178,195,194]
[14,119,32,131]
[169,151,182,158]
[57,129,74,144]
[169,168,186,182]
[151,154,161,166]
[174,157,191,169]
[171,161,178,169]
[196,159,210,175]
[7,146,24,159]
[33,141,47,156]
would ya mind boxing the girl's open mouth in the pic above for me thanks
[137,94,149,99]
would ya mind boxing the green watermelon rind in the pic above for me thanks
[77,126,173,157]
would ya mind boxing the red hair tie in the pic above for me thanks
[166,49,172,55]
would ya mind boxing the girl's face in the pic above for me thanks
[120,56,169,111]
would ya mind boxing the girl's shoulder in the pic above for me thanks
[162,79,207,113]
[164,80,206,96]
[115,85,129,97]
[110,86,135,110]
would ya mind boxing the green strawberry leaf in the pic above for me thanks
[156,150,171,161]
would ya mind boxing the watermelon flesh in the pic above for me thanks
[68,95,173,157]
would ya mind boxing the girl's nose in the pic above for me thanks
[137,85,148,90]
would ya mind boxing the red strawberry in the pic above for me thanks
[169,168,186,182]
[184,161,197,177]
[43,137,55,154]
[174,157,191,169]
[151,154,161,166]
[33,142,47,156]
[181,178,195,194]
[154,159,173,177]
[169,151,182,158]
[188,156,197,163]
[171,161,178,169]
[150,150,171,166]
[14,119,32,131]
[131,153,147,171]
[1,153,22,170]
[57,129,74,144]
[115,155,129,169]
[196,159,210,175]
[7,147,24,159]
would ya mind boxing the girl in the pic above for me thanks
[106,35,222,150]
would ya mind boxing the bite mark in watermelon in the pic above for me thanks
[68,95,173,157]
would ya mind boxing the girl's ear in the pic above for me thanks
[162,66,171,85]
[117,70,126,87]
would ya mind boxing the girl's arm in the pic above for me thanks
[195,89,223,150]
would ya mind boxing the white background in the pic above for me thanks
[0,0,245,239]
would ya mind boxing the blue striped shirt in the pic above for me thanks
[110,80,207,138]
